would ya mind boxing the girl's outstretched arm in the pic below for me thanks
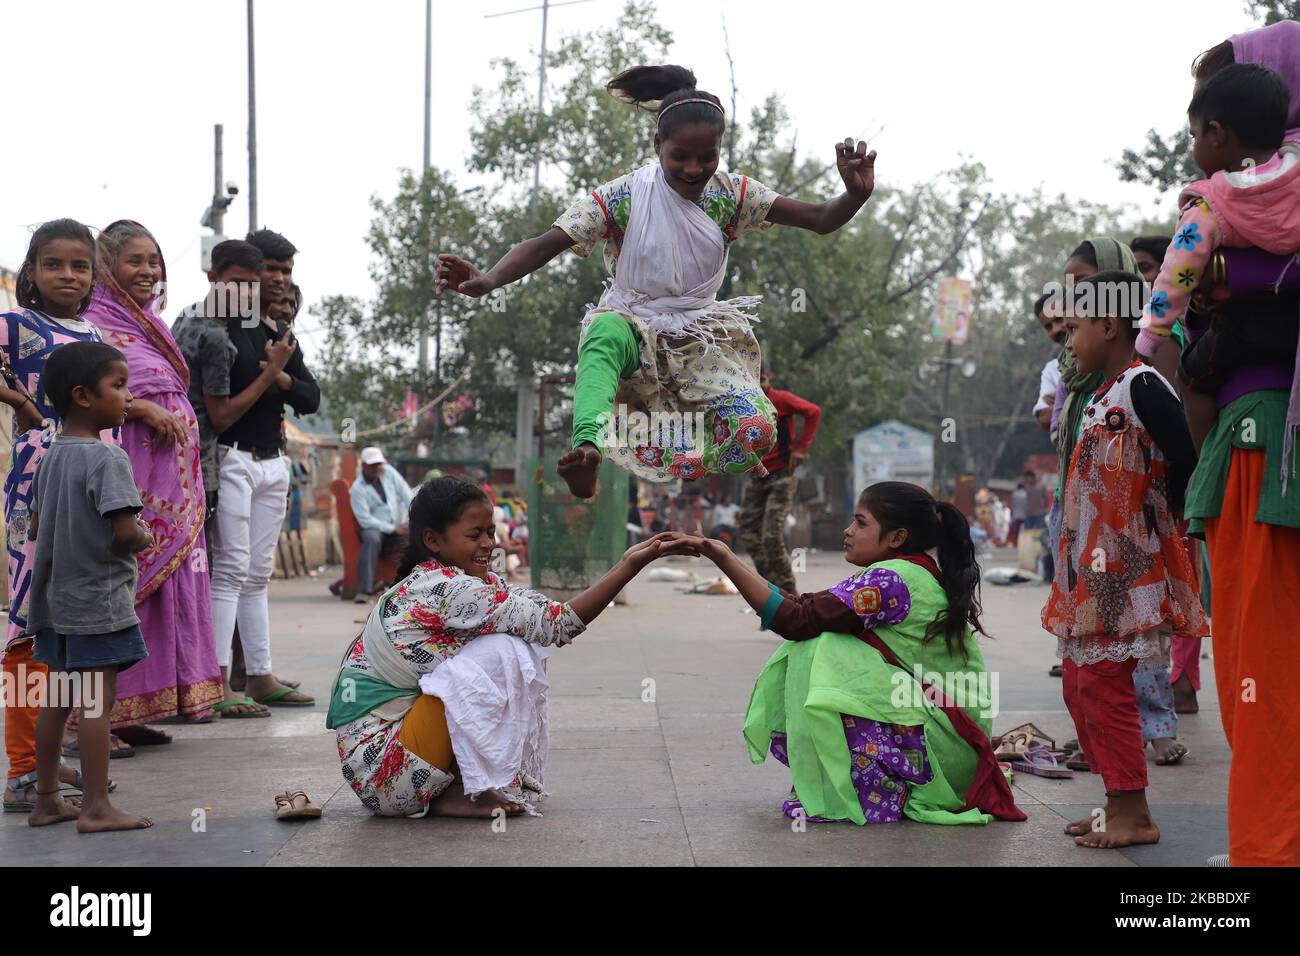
[688,536,775,614]
[566,532,700,623]
[765,138,876,236]
[688,534,864,641]
[435,227,575,298]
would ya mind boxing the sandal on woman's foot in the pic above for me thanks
[213,697,272,718]
[114,726,173,746]
[252,686,315,707]
[59,762,115,794]
[64,734,135,759]
[4,772,41,812]
[4,772,94,812]
[274,790,322,821]
[232,674,301,693]
[1049,664,1064,677]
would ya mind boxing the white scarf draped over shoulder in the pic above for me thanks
[590,164,762,344]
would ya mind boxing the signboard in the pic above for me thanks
[850,420,934,503]
[932,276,972,344]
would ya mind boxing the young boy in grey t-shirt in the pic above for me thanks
[27,342,154,833]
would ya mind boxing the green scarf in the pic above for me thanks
[1056,237,1143,476]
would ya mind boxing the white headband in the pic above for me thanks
[658,97,725,122]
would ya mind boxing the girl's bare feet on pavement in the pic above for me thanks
[428,777,527,819]
[1073,792,1160,849]
[76,802,153,833]
[1064,814,1098,836]
[28,792,81,827]
[1172,672,1199,713]
[557,443,602,499]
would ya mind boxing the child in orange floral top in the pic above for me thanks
[1043,272,1206,850]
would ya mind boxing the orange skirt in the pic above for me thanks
[1204,448,1300,866]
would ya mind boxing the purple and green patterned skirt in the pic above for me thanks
[771,714,932,824]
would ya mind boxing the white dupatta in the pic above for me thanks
[591,164,762,342]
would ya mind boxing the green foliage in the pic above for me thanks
[1246,0,1300,25]
[1116,128,1202,194]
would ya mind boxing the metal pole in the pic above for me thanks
[423,0,432,170]
[940,339,954,497]
[247,0,258,232]
[419,0,433,386]
[533,0,548,192]
[212,124,225,235]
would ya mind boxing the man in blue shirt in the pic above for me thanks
[349,447,413,600]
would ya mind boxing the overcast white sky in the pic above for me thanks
[0,0,1258,353]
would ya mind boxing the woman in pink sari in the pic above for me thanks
[86,221,222,738]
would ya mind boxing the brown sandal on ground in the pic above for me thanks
[992,723,1058,761]
[1065,748,1091,772]
[275,790,323,821]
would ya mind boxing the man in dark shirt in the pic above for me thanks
[739,362,822,593]
[207,229,319,710]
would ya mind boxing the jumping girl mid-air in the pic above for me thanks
[436,64,876,498]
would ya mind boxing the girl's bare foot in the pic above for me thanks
[28,792,81,827]
[428,778,527,819]
[557,444,602,499]
[1064,814,1098,836]
[76,804,153,833]
[1073,793,1160,849]
[1151,738,1188,765]
[1172,673,1199,713]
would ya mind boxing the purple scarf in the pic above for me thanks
[84,224,203,601]
[1229,20,1300,490]
[1232,20,1300,141]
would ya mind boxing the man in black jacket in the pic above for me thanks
[208,229,319,709]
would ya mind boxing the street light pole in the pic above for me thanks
[423,0,432,171]
[247,0,258,232]
[419,0,433,388]
[211,124,226,235]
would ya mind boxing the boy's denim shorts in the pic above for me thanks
[33,623,147,673]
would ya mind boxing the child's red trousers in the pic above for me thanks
[1062,658,1148,792]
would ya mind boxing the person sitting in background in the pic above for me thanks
[709,494,741,541]
[350,446,413,603]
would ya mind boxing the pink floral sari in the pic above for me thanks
[84,222,221,724]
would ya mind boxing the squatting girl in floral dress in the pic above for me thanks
[327,476,694,818]
[435,63,876,498]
